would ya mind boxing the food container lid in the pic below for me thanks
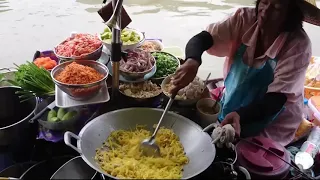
[236,136,291,179]
[295,151,314,170]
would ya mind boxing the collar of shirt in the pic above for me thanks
[241,21,289,60]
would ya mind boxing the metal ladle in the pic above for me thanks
[140,92,177,157]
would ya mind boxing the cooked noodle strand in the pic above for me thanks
[95,126,189,179]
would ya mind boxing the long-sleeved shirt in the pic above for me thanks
[186,31,288,124]
[186,7,311,146]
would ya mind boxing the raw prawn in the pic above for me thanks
[55,33,102,57]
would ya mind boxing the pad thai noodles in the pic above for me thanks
[95,126,189,179]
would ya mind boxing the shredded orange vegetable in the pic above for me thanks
[34,57,57,70]
[55,62,104,84]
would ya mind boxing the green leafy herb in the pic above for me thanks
[151,52,179,78]
[7,61,55,102]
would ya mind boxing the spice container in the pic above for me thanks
[295,126,320,170]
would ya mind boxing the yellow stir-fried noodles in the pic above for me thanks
[95,126,189,179]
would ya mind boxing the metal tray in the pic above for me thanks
[55,82,110,108]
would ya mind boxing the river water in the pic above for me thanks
[0,0,319,79]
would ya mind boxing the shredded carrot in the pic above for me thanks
[34,57,57,70]
[55,62,104,85]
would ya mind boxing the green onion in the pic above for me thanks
[151,52,179,78]
[5,61,55,102]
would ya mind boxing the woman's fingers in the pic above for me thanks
[172,70,184,83]
[170,62,198,95]
[220,116,231,126]
[172,75,182,85]
[173,68,183,79]
[175,66,183,74]
[170,85,180,95]
[170,68,186,94]
[232,122,241,137]
[220,112,241,137]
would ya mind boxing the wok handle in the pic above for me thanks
[237,166,251,179]
[202,123,218,133]
[64,131,82,154]
[202,123,219,144]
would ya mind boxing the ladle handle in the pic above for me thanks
[151,93,177,139]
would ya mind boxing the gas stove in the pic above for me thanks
[0,95,304,179]
[0,140,79,172]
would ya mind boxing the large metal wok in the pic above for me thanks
[64,108,215,179]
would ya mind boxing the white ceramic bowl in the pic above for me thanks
[99,27,145,51]
[141,39,164,51]
[196,98,221,128]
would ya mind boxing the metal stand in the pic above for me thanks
[109,0,123,101]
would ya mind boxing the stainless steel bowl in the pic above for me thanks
[118,83,162,107]
[54,40,103,62]
[119,64,155,80]
[150,51,181,84]
[161,75,206,106]
[117,49,156,80]
[51,60,109,100]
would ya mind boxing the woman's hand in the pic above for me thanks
[170,58,200,94]
[220,112,241,137]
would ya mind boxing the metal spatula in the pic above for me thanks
[140,92,177,157]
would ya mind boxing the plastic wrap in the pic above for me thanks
[305,57,320,87]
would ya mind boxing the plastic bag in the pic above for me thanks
[294,118,314,142]
[305,56,320,87]
[210,80,224,101]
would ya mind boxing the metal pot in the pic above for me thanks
[20,156,73,179]
[0,86,38,151]
[51,156,97,180]
[64,108,216,179]
[0,162,37,178]
[0,68,16,87]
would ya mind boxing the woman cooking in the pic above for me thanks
[171,0,320,146]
